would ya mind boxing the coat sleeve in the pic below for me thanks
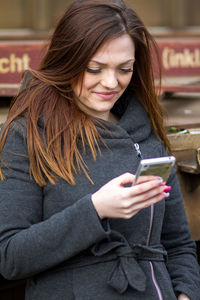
[0,121,109,280]
[161,165,200,300]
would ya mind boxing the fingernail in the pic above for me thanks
[157,178,163,185]
[164,186,171,192]
[164,192,170,198]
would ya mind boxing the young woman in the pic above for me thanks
[0,0,199,299]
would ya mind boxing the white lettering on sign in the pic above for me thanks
[162,48,200,70]
[0,53,30,74]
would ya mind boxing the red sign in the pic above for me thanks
[0,41,46,96]
[153,38,200,93]
[0,38,200,96]
[156,38,200,76]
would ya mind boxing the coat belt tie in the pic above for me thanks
[91,230,167,294]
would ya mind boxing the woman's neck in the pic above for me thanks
[108,111,120,124]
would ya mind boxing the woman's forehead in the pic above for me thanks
[90,34,135,64]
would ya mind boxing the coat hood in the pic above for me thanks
[96,92,152,143]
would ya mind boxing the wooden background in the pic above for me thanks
[0,0,200,31]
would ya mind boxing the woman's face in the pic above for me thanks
[73,34,135,121]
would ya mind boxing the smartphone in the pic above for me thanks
[133,156,176,185]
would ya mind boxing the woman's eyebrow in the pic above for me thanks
[89,58,135,66]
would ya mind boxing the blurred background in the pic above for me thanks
[0,0,200,31]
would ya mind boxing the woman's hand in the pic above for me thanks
[91,172,169,219]
[178,294,190,300]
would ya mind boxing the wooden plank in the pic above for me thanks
[162,94,200,128]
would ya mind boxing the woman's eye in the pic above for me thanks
[86,67,101,74]
[120,68,133,73]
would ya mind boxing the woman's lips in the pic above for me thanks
[94,91,118,100]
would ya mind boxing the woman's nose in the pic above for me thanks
[100,71,118,89]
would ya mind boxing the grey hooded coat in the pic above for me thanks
[0,94,200,300]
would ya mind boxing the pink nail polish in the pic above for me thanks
[164,186,171,192]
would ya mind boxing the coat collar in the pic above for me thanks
[95,92,152,143]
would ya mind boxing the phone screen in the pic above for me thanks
[139,163,173,181]
[134,156,176,184]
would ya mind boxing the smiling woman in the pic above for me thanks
[0,0,199,300]
[73,34,135,121]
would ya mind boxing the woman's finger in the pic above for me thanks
[135,175,163,185]
[125,178,164,199]
[110,172,136,186]
[122,192,168,219]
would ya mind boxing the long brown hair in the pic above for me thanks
[0,0,170,186]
